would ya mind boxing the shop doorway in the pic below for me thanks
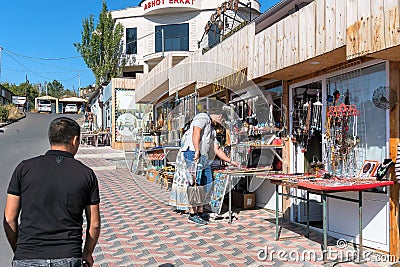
[290,80,324,224]
[291,81,323,173]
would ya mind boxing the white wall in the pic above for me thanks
[112,0,260,74]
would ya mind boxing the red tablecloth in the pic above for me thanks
[297,180,394,192]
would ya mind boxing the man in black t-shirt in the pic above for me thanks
[3,117,101,267]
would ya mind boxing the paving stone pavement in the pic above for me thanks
[76,147,395,267]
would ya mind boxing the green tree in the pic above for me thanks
[74,1,125,86]
[44,80,64,98]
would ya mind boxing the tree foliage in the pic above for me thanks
[74,1,125,86]
[1,82,39,105]
[1,80,76,105]
[43,80,64,98]
[40,80,77,98]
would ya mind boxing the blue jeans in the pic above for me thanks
[12,258,82,267]
[183,150,212,187]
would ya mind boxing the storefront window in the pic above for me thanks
[126,28,137,54]
[326,63,387,176]
[155,23,189,52]
[115,89,152,142]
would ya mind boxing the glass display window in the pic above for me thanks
[289,62,388,177]
[326,63,387,177]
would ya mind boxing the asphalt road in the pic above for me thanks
[0,112,82,262]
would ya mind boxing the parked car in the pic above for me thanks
[64,104,78,114]
[37,100,52,113]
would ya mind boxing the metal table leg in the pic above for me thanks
[306,191,310,238]
[355,191,366,263]
[275,184,279,240]
[359,191,363,261]
[323,192,327,262]
[229,176,232,224]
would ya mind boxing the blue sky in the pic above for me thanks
[0,0,280,92]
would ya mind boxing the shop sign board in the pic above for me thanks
[142,0,197,13]
[116,89,136,110]
[212,69,247,93]
[12,96,26,105]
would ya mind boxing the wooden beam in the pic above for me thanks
[389,61,400,260]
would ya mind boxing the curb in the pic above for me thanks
[0,112,26,129]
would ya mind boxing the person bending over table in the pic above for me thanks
[181,112,239,225]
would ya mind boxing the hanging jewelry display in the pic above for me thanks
[268,104,274,128]
[311,93,323,132]
[326,103,360,177]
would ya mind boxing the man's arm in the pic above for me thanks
[3,194,21,252]
[192,126,202,161]
[82,204,101,267]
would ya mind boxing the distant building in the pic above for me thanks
[0,84,13,105]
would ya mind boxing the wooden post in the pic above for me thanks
[282,80,291,219]
[389,61,400,260]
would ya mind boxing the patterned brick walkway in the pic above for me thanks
[76,147,394,267]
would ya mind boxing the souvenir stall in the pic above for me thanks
[208,82,287,215]
[141,94,198,188]
[281,61,395,252]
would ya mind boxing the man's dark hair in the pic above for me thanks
[48,117,80,145]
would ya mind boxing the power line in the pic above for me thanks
[3,51,80,82]
[2,47,82,61]
[3,68,90,74]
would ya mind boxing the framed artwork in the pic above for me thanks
[358,160,379,178]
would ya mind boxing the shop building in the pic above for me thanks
[134,0,400,260]
[0,84,13,105]
[105,0,260,149]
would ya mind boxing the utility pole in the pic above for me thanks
[25,75,29,96]
[78,74,81,97]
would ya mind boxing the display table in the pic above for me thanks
[211,168,276,221]
[145,146,180,168]
[266,175,394,262]
[97,131,111,146]
[213,170,394,262]
[81,132,98,147]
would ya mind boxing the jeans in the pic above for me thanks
[183,150,212,187]
[12,258,82,267]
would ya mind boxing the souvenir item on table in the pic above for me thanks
[298,178,393,192]
[357,160,379,178]
[309,156,325,173]
[375,159,395,180]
